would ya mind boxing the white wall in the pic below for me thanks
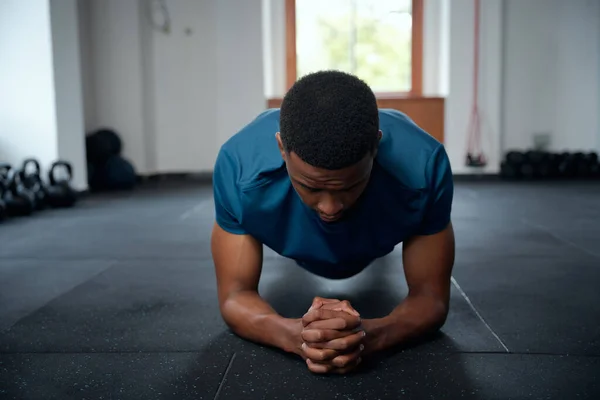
[503,0,600,153]
[86,0,148,173]
[216,0,265,150]
[0,0,58,172]
[149,0,216,173]
[50,0,88,190]
[81,0,264,175]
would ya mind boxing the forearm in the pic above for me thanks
[220,290,302,355]
[362,293,448,354]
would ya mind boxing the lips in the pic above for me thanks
[320,213,342,222]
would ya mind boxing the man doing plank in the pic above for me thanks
[211,70,455,374]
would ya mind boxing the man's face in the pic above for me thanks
[276,133,378,223]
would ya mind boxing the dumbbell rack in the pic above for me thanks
[500,150,600,180]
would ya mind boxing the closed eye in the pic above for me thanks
[341,180,366,192]
[293,180,320,192]
[296,180,364,193]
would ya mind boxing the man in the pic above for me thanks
[211,70,455,374]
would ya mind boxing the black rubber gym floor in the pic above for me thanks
[1,180,599,399]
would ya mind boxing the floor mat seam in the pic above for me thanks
[213,352,236,400]
[451,277,510,353]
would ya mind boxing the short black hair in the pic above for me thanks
[279,70,380,170]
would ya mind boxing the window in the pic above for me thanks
[286,0,423,96]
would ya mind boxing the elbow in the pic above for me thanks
[431,300,450,332]
[219,294,242,332]
[218,291,260,335]
[410,290,450,332]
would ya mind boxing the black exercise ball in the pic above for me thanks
[86,128,123,165]
[90,155,137,191]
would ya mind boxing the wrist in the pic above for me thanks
[362,295,448,355]
[263,314,304,356]
[360,317,391,355]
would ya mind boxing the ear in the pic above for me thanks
[275,132,287,160]
[372,130,383,158]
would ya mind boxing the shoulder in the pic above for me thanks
[376,109,450,190]
[214,109,284,189]
[378,109,442,153]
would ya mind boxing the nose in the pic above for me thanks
[317,196,343,217]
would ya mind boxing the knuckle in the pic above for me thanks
[334,356,350,367]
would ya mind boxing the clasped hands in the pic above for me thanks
[298,296,365,374]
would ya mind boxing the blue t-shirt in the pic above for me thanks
[213,109,453,278]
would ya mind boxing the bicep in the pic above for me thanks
[211,222,263,306]
[402,222,455,303]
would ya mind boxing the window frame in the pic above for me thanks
[285,0,423,96]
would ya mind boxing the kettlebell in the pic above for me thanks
[0,163,36,216]
[46,160,78,208]
[19,158,47,210]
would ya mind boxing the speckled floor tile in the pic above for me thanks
[216,349,600,400]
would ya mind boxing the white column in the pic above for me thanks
[0,0,59,173]
[50,0,88,190]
